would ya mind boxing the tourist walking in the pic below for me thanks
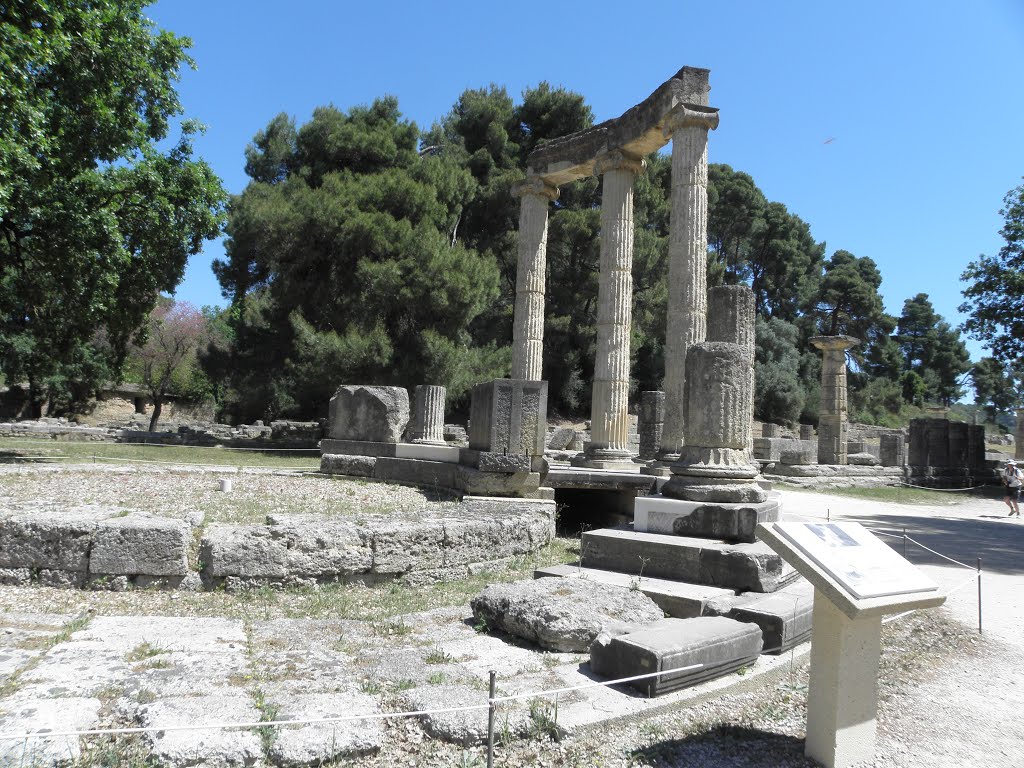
[1002,460,1022,516]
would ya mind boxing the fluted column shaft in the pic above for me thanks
[411,385,446,445]
[811,336,859,465]
[707,285,756,452]
[511,177,559,381]
[588,151,644,459]
[660,106,719,460]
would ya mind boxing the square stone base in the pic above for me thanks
[633,495,781,544]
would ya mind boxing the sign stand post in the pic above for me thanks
[757,521,946,768]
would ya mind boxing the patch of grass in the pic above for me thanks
[527,698,560,742]
[779,482,964,505]
[251,685,280,755]
[394,678,417,691]
[125,641,167,663]
[427,671,447,685]
[424,646,453,665]
[359,679,382,694]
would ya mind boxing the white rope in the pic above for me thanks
[489,664,704,703]
[0,703,490,742]
[0,437,320,452]
[882,609,917,625]
[944,571,983,597]
[87,455,319,471]
[903,536,976,570]
[895,481,987,492]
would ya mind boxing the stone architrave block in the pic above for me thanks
[470,578,664,652]
[704,579,814,654]
[89,517,190,577]
[590,616,763,696]
[467,379,547,457]
[327,386,409,443]
[847,452,880,466]
[0,515,96,573]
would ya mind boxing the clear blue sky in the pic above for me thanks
[150,0,1024,363]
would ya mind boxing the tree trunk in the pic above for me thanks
[149,398,163,432]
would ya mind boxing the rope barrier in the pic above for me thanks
[894,481,987,492]
[489,665,703,704]
[903,536,976,570]
[86,455,319,471]
[0,438,320,452]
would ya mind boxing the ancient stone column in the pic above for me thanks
[638,391,665,461]
[661,341,764,502]
[810,336,859,465]
[657,105,720,469]
[576,150,645,470]
[707,285,755,452]
[510,177,559,381]
[1016,407,1024,461]
[410,385,446,445]
[799,424,815,441]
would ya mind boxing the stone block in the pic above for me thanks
[471,577,664,652]
[320,453,377,477]
[137,696,263,768]
[89,517,190,576]
[367,520,446,576]
[762,423,781,438]
[590,616,763,696]
[455,466,540,498]
[846,439,868,454]
[467,379,547,456]
[327,385,409,443]
[546,426,577,451]
[458,449,538,473]
[704,579,814,654]
[0,514,96,572]
[534,563,734,618]
[879,433,904,467]
[0,697,102,766]
[633,496,781,543]
[847,452,880,466]
[753,437,788,461]
[799,424,815,440]
[394,443,461,463]
[373,457,459,490]
[581,527,798,593]
[780,441,816,465]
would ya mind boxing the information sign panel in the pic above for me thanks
[774,522,937,600]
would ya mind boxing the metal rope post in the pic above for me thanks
[903,528,907,559]
[977,557,983,634]
[486,669,497,767]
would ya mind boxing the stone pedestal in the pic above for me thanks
[799,424,815,441]
[810,336,859,465]
[879,434,904,467]
[467,379,547,457]
[577,150,644,470]
[511,177,559,381]
[409,385,446,445]
[657,105,719,469]
[638,391,665,461]
[804,593,882,768]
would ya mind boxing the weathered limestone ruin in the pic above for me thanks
[408,385,446,445]
[810,336,858,465]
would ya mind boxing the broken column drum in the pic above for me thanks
[658,104,720,466]
[410,385,446,445]
[661,341,765,503]
[707,285,755,453]
[638,391,666,460]
[581,150,645,469]
[510,177,559,381]
[810,336,859,466]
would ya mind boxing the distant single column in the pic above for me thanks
[657,104,720,470]
[411,385,446,445]
[576,150,645,470]
[511,177,559,381]
[811,336,859,465]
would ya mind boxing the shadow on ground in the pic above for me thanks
[856,513,1024,576]
[628,725,815,767]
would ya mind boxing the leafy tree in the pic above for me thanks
[707,165,765,286]
[971,356,1022,424]
[0,1,226,415]
[810,250,890,342]
[214,98,503,422]
[961,180,1024,362]
[754,317,805,425]
[897,293,940,371]
[126,300,209,431]
[922,321,971,405]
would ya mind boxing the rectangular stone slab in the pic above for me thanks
[633,496,781,543]
[581,527,799,593]
[320,439,397,458]
[704,579,814,654]
[534,563,734,618]
[590,616,763,696]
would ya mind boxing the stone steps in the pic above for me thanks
[534,563,734,618]
[580,526,800,593]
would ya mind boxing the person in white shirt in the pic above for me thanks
[1002,460,1022,517]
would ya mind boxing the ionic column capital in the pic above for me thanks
[663,104,720,138]
[512,176,560,201]
[810,335,860,353]
[594,149,646,177]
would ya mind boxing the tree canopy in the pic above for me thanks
[0,1,226,414]
[961,180,1024,362]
